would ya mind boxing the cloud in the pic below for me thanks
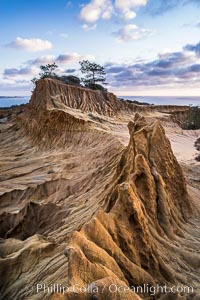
[28,53,95,66]
[122,10,136,20]
[144,0,180,15]
[113,24,154,42]
[79,0,113,23]
[105,43,200,90]
[56,53,95,63]
[79,0,148,25]
[115,0,147,20]
[181,21,200,28]
[184,41,200,56]
[115,0,147,10]
[3,66,39,78]
[0,78,32,95]
[1,49,95,94]
[154,51,196,68]
[65,69,76,73]
[189,64,200,72]
[5,37,52,52]
[79,0,200,28]
[2,51,95,83]
[144,0,200,16]
[56,53,80,63]
[106,66,127,73]
[28,55,55,65]
[82,23,97,31]
[1,50,96,95]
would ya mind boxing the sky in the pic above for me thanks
[1,0,200,96]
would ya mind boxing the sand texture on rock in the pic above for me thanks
[0,79,199,300]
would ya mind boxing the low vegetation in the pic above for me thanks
[194,137,200,162]
[180,106,200,161]
[118,98,151,106]
[181,106,200,130]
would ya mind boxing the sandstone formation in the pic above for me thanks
[0,79,199,300]
[28,78,124,116]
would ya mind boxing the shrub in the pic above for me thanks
[194,137,200,151]
[85,83,107,92]
[58,75,81,86]
[195,154,200,162]
[182,106,200,130]
[194,137,200,162]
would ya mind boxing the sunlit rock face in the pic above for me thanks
[63,113,193,299]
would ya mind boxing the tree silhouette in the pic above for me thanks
[79,60,107,86]
[39,63,58,79]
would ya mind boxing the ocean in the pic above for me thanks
[0,97,30,108]
[0,96,200,108]
[120,96,200,106]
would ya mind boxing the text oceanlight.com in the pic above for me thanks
[32,283,194,296]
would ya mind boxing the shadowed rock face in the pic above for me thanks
[0,201,70,240]
[0,79,199,300]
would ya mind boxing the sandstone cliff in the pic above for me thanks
[29,78,125,116]
[0,79,199,300]
[28,78,189,116]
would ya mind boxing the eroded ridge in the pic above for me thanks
[0,80,199,300]
[59,114,199,300]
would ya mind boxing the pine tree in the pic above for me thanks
[79,60,107,86]
[39,63,58,79]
